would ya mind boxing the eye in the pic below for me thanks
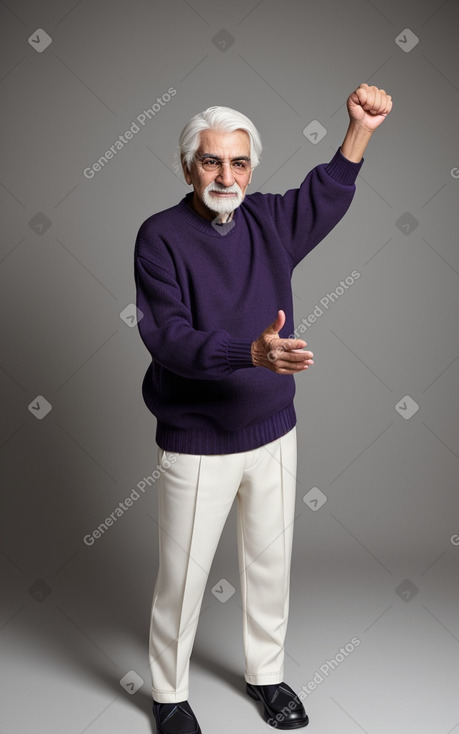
[203,158,219,168]
[234,162,250,174]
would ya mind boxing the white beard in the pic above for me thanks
[202,181,244,215]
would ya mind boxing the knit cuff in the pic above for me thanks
[226,338,255,370]
[324,148,363,186]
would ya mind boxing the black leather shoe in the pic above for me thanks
[152,700,202,734]
[246,681,309,729]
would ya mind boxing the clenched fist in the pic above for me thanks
[347,83,393,132]
[251,310,314,374]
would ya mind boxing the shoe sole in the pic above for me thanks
[246,684,309,729]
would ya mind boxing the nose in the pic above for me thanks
[215,161,235,188]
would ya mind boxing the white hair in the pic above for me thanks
[175,106,262,178]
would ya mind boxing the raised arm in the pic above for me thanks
[340,83,393,163]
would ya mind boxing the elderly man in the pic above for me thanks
[134,83,392,734]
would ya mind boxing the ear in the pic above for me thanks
[181,157,192,185]
[248,168,253,185]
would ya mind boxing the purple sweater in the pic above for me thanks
[134,148,363,454]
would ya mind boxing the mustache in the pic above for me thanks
[207,183,241,194]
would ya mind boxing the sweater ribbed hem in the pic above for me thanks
[156,404,296,455]
[324,148,364,186]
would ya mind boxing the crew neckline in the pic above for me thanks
[177,192,240,237]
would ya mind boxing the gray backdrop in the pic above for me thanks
[1,1,458,732]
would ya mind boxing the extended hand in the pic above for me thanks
[251,310,314,374]
[347,83,393,132]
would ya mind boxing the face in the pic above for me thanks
[182,129,253,221]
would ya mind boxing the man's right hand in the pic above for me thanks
[251,310,314,374]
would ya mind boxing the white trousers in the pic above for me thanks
[149,427,297,703]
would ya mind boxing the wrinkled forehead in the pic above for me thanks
[196,128,251,158]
